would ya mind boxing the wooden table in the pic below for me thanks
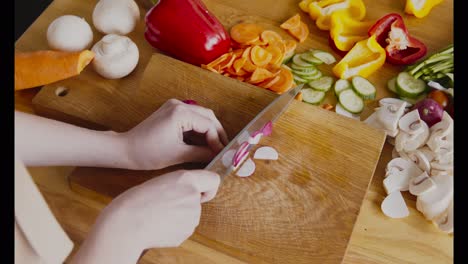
[15,0,453,262]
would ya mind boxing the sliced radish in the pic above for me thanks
[222,149,237,168]
[335,103,360,120]
[237,130,251,144]
[253,146,279,160]
[248,133,263,145]
[236,158,256,177]
[260,121,273,136]
[182,99,198,105]
[381,191,409,219]
[232,141,250,168]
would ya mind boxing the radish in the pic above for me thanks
[413,99,444,127]
[254,146,278,160]
[232,142,250,168]
[236,158,256,177]
[182,99,198,105]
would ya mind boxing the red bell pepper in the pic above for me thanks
[368,13,427,65]
[144,0,232,66]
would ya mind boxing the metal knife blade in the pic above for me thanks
[204,83,304,179]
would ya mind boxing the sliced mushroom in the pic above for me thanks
[377,103,407,133]
[431,168,453,177]
[418,146,436,162]
[398,109,424,135]
[416,174,453,220]
[427,112,454,153]
[379,98,412,109]
[434,147,453,165]
[384,158,423,193]
[381,191,409,219]
[409,171,436,196]
[432,199,453,234]
[395,121,429,152]
[406,149,431,172]
[431,161,453,171]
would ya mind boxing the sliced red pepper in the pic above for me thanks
[368,13,427,65]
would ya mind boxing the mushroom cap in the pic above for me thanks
[381,191,409,219]
[417,174,453,220]
[377,103,406,133]
[47,15,93,52]
[395,121,429,152]
[407,149,431,172]
[384,157,423,193]
[409,171,435,196]
[379,97,412,109]
[432,199,453,233]
[427,113,453,153]
[92,0,140,35]
[91,34,139,79]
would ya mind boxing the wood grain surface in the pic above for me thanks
[14,0,454,263]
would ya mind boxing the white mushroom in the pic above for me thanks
[381,191,409,219]
[398,109,424,135]
[432,199,453,234]
[406,149,431,172]
[409,171,435,196]
[91,34,139,79]
[431,168,453,177]
[379,98,412,109]
[364,111,398,137]
[47,15,93,52]
[377,102,407,133]
[394,120,429,152]
[434,147,453,165]
[383,158,423,194]
[93,0,140,35]
[416,174,453,220]
[427,112,453,153]
[419,146,436,162]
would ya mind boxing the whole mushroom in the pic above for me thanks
[93,0,140,35]
[47,15,93,52]
[91,34,139,79]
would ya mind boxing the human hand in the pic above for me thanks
[70,169,221,264]
[123,99,228,170]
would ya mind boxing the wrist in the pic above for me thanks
[99,130,136,170]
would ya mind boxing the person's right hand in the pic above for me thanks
[70,169,221,264]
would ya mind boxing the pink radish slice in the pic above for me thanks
[236,158,256,177]
[381,191,409,219]
[248,133,263,144]
[260,121,273,136]
[222,149,237,168]
[232,142,250,167]
[253,146,278,160]
[182,99,198,105]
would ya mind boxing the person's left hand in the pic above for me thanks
[123,99,229,170]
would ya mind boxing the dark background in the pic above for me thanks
[15,0,52,41]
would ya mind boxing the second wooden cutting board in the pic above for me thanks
[60,53,386,263]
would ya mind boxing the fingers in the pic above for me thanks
[179,170,221,203]
[178,144,216,164]
[183,113,225,153]
[169,99,229,146]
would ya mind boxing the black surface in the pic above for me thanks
[15,0,52,41]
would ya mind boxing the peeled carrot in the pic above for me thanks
[280,14,301,30]
[14,50,94,91]
[265,45,284,67]
[249,67,275,84]
[258,75,281,89]
[283,40,297,55]
[260,30,283,44]
[288,22,309,43]
[294,91,303,101]
[250,45,272,67]
[230,23,264,45]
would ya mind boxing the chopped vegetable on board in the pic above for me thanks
[306,0,366,31]
[368,13,427,65]
[329,9,375,52]
[332,35,386,79]
[405,0,444,18]
[280,14,310,43]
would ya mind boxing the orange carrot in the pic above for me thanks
[269,67,294,93]
[260,30,283,44]
[14,50,94,91]
[258,75,281,89]
[294,91,303,101]
[287,21,309,43]
[250,45,272,67]
[249,67,275,84]
[230,23,264,45]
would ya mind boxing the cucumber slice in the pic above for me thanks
[387,77,397,94]
[293,54,313,67]
[351,76,376,100]
[300,53,324,65]
[302,88,326,105]
[303,70,323,80]
[283,52,294,64]
[310,49,336,65]
[292,67,319,76]
[291,63,316,71]
[334,79,351,96]
[308,76,334,92]
[338,89,364,114]
[399,93,427,105]
[293,74,309,84]
[396,72,426,98]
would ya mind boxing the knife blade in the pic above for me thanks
[204,83,304,179]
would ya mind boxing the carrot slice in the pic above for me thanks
[236,76,246,82]
[283,40,297,55]
[249,67,275,84]
[230,23,264,44]
[250,45,272,67]
[217,52,237,70]
[233,57,247,73]
[269,67,294,93]
[243,58,258,72]
[258,75,281,89]
[294,91,303,101]
[260,30,283,44]
[287,21,309,43]
[280,14,301,30]
[206,53,229,68]
[265,45,284,67]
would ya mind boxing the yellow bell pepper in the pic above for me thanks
[330,9,375,51]
[308,0,366,30]
[405,0,444,18]
[299,0,316,13]
[332,35,386,79]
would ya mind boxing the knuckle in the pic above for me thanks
[167,98,180,105]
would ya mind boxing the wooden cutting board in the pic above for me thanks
[65,52,387,264]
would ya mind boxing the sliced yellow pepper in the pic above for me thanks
[405,0,444,18]
[299,0,317,13]
[308,0,366,30]
[330,9,375,51]
[332,35,386,79]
